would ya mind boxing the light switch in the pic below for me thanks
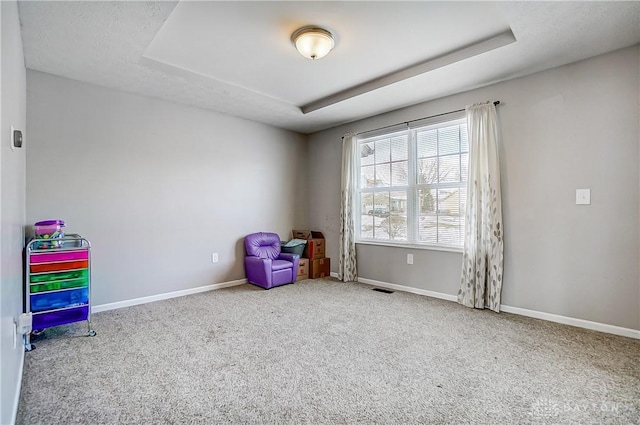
[407,254,414,265]
[576,189,591,205]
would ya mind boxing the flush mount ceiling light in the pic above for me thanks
[291,26,335,60]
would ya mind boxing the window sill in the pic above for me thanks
[355,240,463,254]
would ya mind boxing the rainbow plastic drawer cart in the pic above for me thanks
[25,234,96,351]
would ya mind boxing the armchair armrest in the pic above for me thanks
[277,253,298,262]
[245,256,272,287]
[278,253,300,278]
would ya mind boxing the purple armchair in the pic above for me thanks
[244,232,300,289]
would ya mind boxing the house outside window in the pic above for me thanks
[356,115,468,250]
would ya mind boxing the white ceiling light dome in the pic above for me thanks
[292,26,335,60]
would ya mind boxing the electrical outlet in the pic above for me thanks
[576,188,591,205]
[18,313,32,335]
[407,254,414,265]
[211,253,219,263]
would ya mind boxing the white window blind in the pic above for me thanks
[356,115,468,249]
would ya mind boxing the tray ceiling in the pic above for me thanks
[18,1,640,134]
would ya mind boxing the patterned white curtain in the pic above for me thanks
[458,102,504,312]
[339,134,358,282]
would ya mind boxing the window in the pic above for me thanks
[356,115,468,250]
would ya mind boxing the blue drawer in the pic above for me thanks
[30,287,88,312]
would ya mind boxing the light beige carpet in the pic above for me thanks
[17,279,640,424]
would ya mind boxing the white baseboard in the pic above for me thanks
[358,277,458,302]
[92,279,247,313]
[89,274,639,340]
[357,277,640,340]
[11,347,25,425]
[499,304,640,340]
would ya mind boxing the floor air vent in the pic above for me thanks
[372,288,394,294]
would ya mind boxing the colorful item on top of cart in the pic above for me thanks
[34,219,65,249]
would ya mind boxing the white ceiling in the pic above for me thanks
[18,1,640,134]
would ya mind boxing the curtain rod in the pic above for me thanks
[343,101,500,139]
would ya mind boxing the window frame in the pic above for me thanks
[355,114,468,252]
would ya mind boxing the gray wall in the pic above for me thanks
[308,45,640,331]
[26,71,308,306]
[1,1,27,423]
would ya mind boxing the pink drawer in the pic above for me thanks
[30,250,89,264]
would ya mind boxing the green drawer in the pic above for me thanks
[30,277,88,293]
[30,268,88,283]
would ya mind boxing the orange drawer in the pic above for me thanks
[30,260,89,273]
